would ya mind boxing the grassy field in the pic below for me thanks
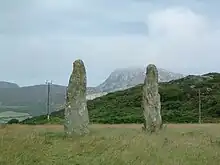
[1,124,220,165]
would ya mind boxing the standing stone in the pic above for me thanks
[64,59,90,136]
[142,64,162,133]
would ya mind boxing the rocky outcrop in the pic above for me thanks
[96,67,184,93]
[64,59,90,136]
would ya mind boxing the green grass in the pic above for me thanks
[1,124,220,165]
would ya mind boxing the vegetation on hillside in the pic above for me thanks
[21,73,220,124]
[7,118,19,124]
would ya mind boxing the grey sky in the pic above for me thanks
[1,0,220,87]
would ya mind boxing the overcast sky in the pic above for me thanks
[1,0,220,87]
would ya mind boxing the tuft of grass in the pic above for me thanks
[0,124,220,165]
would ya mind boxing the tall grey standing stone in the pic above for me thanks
[142,64,162,133]
[64,59,90,136]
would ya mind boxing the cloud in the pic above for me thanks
[145,7,220,71]
[0,0,220,86]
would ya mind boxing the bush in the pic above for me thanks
[7,118,19,124]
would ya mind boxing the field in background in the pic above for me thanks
[0,111,32,124]
[1,124,220,165]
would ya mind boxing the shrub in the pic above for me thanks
[7,118,19,124]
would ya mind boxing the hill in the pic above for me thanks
[0,81,19,88]
[0,67,182,117]
[95,67,184,93]
[0,84,66,116]
[0,84,109,117]
[21,72,220,124]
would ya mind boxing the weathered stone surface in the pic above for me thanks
[142,64,162,133]
[64,59,90,136]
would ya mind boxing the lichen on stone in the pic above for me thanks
[142,64,162,133]
[64,59,90,136]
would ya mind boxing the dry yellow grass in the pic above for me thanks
[1,124,220,165]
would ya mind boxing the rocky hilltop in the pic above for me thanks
[95,67,184,93]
